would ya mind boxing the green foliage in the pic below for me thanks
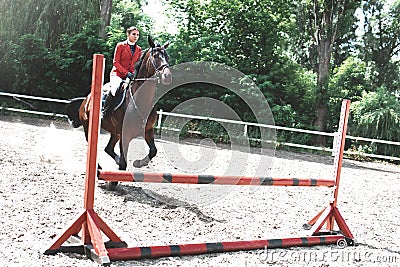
[271,104,296,127]
[292,0,361,72]
[329,57,370,98]
[50,21,109,97]
[108,0,153,42]
[0,0,154,99]
[1,21,108,102]
[0,0,100,48]
[347,143,376,162]
[164,0,319,144]
[361,0,400,91]
[350,88,400,157]
[351,88,400,140]
[0,0,106,99]
[251,62,317,131]
[7,34,53,95]
[326,56,372,131]
[168,0,294,73]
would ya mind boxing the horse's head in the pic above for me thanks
[147,36,172,85]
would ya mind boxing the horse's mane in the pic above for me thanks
[134,48,150,79]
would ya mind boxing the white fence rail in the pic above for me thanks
[1,91,399,161]
[156,110,400,161]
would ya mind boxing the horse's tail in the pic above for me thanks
[65,97,85,128]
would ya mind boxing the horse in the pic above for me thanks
[66,36,171,181]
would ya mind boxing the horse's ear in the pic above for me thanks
[163,41,170,49]
[148,35,155,48]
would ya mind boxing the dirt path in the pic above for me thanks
[0,115,399,267]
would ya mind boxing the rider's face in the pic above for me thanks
[128,30,139,43]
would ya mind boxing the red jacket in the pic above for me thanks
[110,41,142,79]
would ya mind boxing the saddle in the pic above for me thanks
[101,81,127,115]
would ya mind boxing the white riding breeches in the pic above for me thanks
[108,75,123,96]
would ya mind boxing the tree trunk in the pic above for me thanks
[314,40,332,146]
[303,0,357,146]
[100,0,113,38]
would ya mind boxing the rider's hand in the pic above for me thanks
[126,72,134,80]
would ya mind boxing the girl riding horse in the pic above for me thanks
[66,36,171,178]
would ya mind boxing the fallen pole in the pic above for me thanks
[107,235,346,261]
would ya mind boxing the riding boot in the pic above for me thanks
[102,92,115,118]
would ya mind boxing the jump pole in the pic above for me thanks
[99,171,336,186]
[45,54,354,265]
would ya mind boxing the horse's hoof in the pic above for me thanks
[133,160,144,168]
[114,155,120,165]
[133,156,150,168]
[106,182,118,191]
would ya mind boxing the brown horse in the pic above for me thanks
[66,36,171,175]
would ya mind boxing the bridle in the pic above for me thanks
[132,47,170,83]
[149,47,170,78]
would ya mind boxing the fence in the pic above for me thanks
[0,91,399,161]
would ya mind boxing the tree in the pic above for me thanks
[0,0,104,93]
[168,0,294,73]
[165,1,313,117]
[0,0,101,48]
[295,0,361,146]
[361,0,400,91]
[100,0,113,38]
[0,0,152,96]
[350,88,400,157]
[100,0,148,38]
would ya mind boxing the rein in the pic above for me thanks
[128,78,148,132]
[132,77,159,81]
[124,47,168,129]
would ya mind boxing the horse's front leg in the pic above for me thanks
[119,137,128,170]
[104,133,120,165]
[133,123,157,168]
[105,136,125,191]
[146,126,158,160]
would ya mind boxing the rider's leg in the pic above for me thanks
[103,76,122,118]
[102,92,115,117]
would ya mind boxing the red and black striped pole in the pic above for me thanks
[107,235,346,261]
[98,171,336,187]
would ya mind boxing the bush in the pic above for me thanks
[2,21,108,101]
[350,88,400,158]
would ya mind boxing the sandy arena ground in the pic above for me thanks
[0,114,399,267]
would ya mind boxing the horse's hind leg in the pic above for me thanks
[83,122,89,141]
[104,133,120,165]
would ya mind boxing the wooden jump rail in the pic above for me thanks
[98,171,336,187]
[106,235,346,261]
[45,54,354,265]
